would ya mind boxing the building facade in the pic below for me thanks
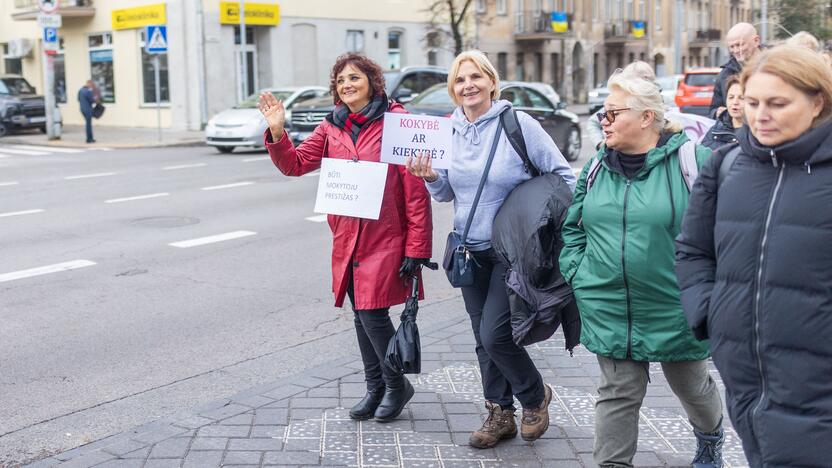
[475,0,753,103]
[0,0,452,131]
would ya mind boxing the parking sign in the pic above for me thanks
[43,27,58,44]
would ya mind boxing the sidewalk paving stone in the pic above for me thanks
[29,314,751,468]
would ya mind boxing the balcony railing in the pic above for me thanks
[603,20,648,42]
[12,0,95,20]
[514,10,574,38]
[689,28,722,43]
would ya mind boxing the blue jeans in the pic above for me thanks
[82,112,93,142]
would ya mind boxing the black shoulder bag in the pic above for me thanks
[442,116,504,288]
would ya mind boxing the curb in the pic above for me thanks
[0,137,206,149]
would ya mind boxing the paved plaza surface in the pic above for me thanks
[26,298,749,468]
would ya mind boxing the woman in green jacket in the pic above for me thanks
[559,67,724,468]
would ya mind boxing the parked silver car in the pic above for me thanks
[205,86,328,153]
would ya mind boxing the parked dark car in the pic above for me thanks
[289,66,447,144]
[405,82,582,161]
[0,75,48,137]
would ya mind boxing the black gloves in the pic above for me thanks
[398,257,438,277]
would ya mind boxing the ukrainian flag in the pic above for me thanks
[631,21,645,38]
[551,12,568,33]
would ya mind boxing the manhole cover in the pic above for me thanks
[128,216,201,228]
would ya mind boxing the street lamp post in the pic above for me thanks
[674,0,683,73]
[239,0,247,103]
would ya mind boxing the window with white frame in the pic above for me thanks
[387,30,402,70]
[655,0,662,30]
[88,32,115,103]
[139,29,169,104]
[497,0,507,15]
[476,0,486,13]
[626,0,632,19]
[515,0,525,33]
[533,0,542,15]
[638,0,646,19]
[2,43,23,75]
[346,30,364,53]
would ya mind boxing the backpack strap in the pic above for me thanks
[584,156,603,192]
[677,140,699,192]
[718,144,741,186]
[500,109,540,177]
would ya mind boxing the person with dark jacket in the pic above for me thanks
[407,50,575,450]
[258,53,433,423]
[701,75,743,151]
[676,45,832,467]
[78,80,96,143]
[709,23,760,118]
[560,68,724,468]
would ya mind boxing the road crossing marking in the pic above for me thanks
[169,231,257,248]
[105,193,170,204]
[0,147,49,156]
[201,181,255,191]
[0,209,44,218]
[7,145,84,153]
[65,172,117,180]
[163,163,207,170]
[305,214,328,223]
[242,156,270,162]
[0,260,96,283]
[0,182,19,187]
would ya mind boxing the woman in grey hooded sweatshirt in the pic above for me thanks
[407,50,576,449]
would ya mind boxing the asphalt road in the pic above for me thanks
[0,122,595,465]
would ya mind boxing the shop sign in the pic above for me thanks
[111,3,166,30]
[220,2,280,26]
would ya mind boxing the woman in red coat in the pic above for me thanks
[258,53,433,422]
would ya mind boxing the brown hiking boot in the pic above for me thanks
[521,383,552,441]
[468,401,517,449]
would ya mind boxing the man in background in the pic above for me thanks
[709,22,761,118]
[78,80,96,143]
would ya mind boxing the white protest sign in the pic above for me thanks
[314,158,388,220]
[380,113,453,169]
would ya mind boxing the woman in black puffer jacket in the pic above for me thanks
[676,45,832,468]
[701,75,743,151]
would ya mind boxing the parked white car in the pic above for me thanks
[205,86,328,153]
[656,74,683,107]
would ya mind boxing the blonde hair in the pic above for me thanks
[786,31,821,52]
[622,60,656,81]
[741,45,832,127]
[447,50,500,106]
[607,69,682,133]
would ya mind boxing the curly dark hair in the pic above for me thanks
[329,53,386,105]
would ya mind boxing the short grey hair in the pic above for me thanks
[607,69,682,134]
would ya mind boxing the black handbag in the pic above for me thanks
[92,103,105,119]
[384,275,422,374]
[442,116,504,288]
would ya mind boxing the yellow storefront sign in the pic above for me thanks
[220,2,280,26]
[112,3,167,30]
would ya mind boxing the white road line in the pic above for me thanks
[305,214,328,223]
[8,145,84,153]
[0,147,49,156]
[0,260,97,283]
[169,230,257,248]
[0,209,44,218]
[105,193,170,204]
[163,163,207,170]
[0,182,19,187]
[303,171,320,177]
[242,156,270,162]
[201,181,255,191]
[65,172,117,180]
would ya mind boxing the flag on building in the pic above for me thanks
[631,21,645,38]
[551,12,568,33]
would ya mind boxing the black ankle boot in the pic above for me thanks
[349,388,385,420]
[374,377,414,422]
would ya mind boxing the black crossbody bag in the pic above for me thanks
[442,117,504,287]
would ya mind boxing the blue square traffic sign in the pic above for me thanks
[43,27,58,43]
[145,25,168,54]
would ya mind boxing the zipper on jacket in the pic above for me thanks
[621,179,634,359]
[750,153,786,435]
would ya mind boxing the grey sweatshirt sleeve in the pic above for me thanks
[425,168,455,202]
[517,112,577,190]
[585,116,604,150]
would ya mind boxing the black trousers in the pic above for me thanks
[82,112,94,142]
[347,274,401,391]
[460,249,545,409]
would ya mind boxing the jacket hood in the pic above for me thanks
[602,131,687,178]
[451,99,512,145]
[737,120,832,167]
[716,108,736,129]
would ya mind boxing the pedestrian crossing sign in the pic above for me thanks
[145,25,167,54]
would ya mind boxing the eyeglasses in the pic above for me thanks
[596,108,631,123]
